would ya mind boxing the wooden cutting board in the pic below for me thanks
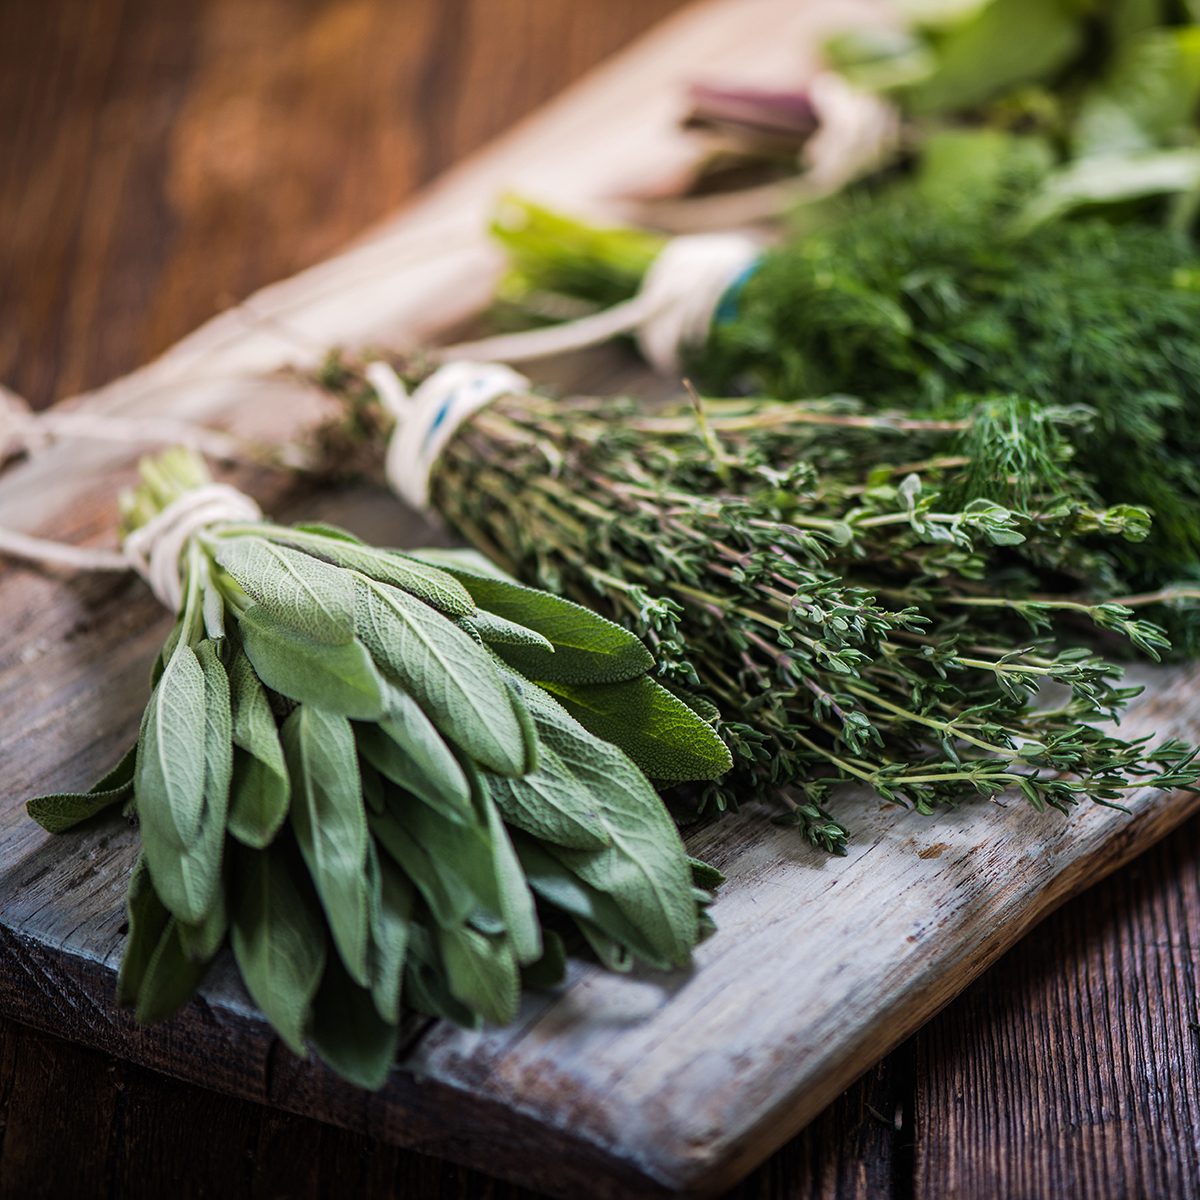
[1,1,1198,1196]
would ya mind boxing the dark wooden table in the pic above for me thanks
[3,2,1199,1196]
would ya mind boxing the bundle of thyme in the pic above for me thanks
[316,366,1199,853]
[25,449,729,1087]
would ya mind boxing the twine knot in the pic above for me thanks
[370,361,529,511]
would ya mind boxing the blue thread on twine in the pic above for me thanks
[423,395,457,453]
[713,259,762,328]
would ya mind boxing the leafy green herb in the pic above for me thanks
[27,448,730,1089]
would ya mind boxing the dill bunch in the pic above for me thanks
[695,188,1200,580]
[410,384,1199,852]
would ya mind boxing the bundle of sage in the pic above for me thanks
[22,448,731,1088]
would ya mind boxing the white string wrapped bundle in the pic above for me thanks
[441,233,761,374]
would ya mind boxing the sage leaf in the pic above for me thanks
[227,649,289,847]
[201,561,226,641]
[137,641,231,925]
[369,796,500,931]
[499,663,540,778]
[424,561,652,684]
[135,918,213,1025]
[310,955,400,1091]
[688,856,726,891]
[196,639,234,827]
[483,794,541,966]
[553,834,693,970]
[520,928,567,990]
[366,843,413,1024]
[289,534,475,617]
[136,645,208,847]
[360,759,385,815]
[231,840,327,1058]
[27,744,136,833]
[292,522,364,544]
[215,537,356,643]
[229,751,290,849]
[513,835,668,968]
[540,675,732,781]
[117,855,170,1007]
[576,919,635,974]
[468,610,554,651]
[438,926,519,1027]
[403,922,479,1026]
[485,677,643,850]
[509,680,696,967]
[177,870,228,964]
[354,577,528,775]
[355,686,472,822]
[240,604,386,720]
[283,706,370,987]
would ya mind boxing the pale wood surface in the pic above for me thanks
[2,1,1199,1196]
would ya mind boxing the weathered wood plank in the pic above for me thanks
[0,1,1198,1197]
[914,815,1200,1200]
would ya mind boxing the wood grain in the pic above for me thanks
[915,817,1200,1200]
[0,1010,907,1200]
[2,1,1199,1197]
[0,0,688,411]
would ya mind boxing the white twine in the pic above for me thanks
[0,482,261,612]
[0,396,253,467]
[439,232,761,374]
[802,72,901,194]
[370,360,529,511]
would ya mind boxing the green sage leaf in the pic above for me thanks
[291,534,475,618]
[354,577,529,775]
[177,870,228,964]
[366,842,413,1024]
[137,641,231,925]
[136,644,208,847]
[282,706,370,987]
[135,918,213,1024]
[468,610,554,651]
[403,924,480,1026]
[520,928,567,991]
[540,675,732,781]
[424,561,652,684]
[215,537,356,643]
[27,744,136,834]
[231,840,327,1058]
[483,793,541,966]
[369,797,499,932]
[509,680,696,967]
[227,649,290,847]
[514,835,675,971]
[438,926,519,1027]
[116,855,171,1007]
[355,686,472,823]
[239,604,386,720]
[310,955,400,1090]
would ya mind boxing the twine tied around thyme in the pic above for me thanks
[368,360,531,509]
[440,233,762,373]
[0,483,261,611]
